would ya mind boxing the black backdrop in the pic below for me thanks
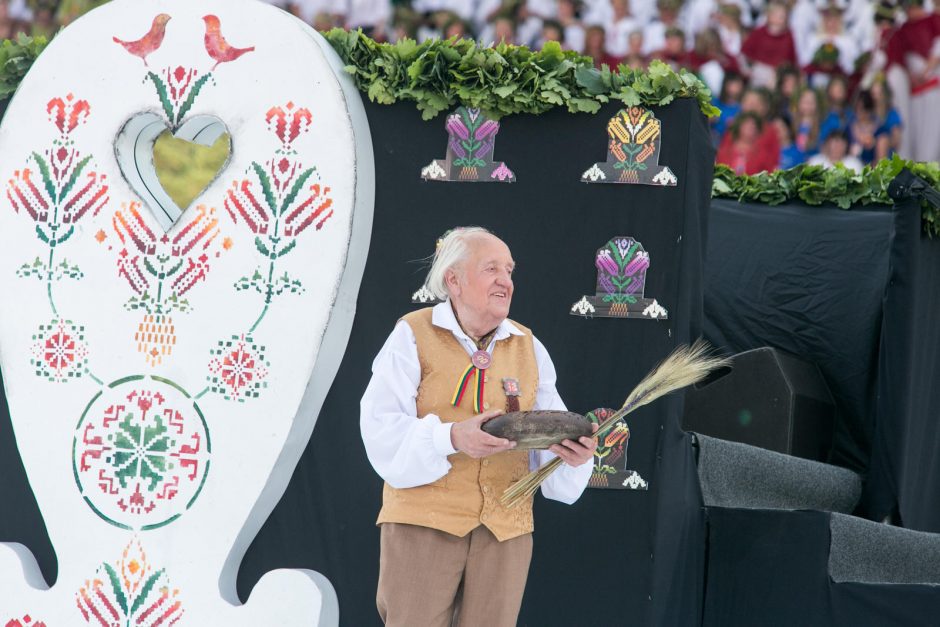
[0,98,713,625]
[703,197,940,533]
[703,199,895,473]
[867,196,940,532]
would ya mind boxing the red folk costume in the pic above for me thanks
[892,12,940,93]
[890,11,940,161]
[716,129,780,174]
[741,25,798,67]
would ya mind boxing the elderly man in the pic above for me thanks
[360,227,596,626]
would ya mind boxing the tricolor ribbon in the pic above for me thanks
[451,362,485,413]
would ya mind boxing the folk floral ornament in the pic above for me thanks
[411,231,447,304]
[207,333,270,401]
[104,200,223,367]
[0,0,372,623]
[585,407,648,490]
[30,318,89,382]
[421,107,515,182]
[411,284,440,304]
[570,236,669,320]
[581,106,677,186]
[3,616,47,627]
[75,538,184,626]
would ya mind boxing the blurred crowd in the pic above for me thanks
[4,0,940,172]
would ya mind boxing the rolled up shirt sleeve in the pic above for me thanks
[360,321,458,489]
[530,337,593,504]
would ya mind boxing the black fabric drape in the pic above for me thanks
[648,98,713,627]
[703,200,895,473]
[0,375,56,584]
[866,197,940,531]
[702,508,940,626]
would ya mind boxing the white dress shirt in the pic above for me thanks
[360,301,592,504]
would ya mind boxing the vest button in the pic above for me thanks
[483,402,490,410]
[483,486,490,494]
[482,459,489,467]
[481,513,488,522]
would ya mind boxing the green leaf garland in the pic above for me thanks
[712,156,940,237]
[0,34,46,100]
[323,30,718,119]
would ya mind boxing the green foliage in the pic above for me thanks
[712,156,940,237]
[3,34,937,234]
[324,29,717,119]
[0,34,47,100]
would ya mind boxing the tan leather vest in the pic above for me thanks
[376,307,539,541]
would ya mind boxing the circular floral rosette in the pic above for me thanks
[72,375,210,530]
[30,318,89,383]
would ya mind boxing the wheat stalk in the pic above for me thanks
[499,340,729,508]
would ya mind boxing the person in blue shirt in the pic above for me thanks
[819,75,851,143]
[776,118,806,169]
[712,71,744,145]
[871,78,903,159]
[848,90,889,165]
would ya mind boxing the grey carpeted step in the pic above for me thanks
[694,433,861,513]
[829,513,940,585]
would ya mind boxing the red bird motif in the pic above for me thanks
[113,13,171,67]
[202,15,255,71]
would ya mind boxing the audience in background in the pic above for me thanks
[742,2,798,89]
[777,118,806,169]
[791,86,824,159]
[848,89,888,164]
[819,75,852,146]
[716,111,780,174]
[808,128,864,171]
[5,0,937,173]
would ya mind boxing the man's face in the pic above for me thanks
[449,234,515,328]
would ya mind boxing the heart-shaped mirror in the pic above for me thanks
[115,112,230,232]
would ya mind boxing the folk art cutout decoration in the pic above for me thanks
[581,106,677,186]
[0,0,375,624]
[585,408,648,490]
[571,236,669,320]
[420,106,515,182]
[411,232,447,304]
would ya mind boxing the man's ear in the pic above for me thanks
[444,268,461,296]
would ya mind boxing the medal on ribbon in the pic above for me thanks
[471,350,491,370]
[451,350,491,413]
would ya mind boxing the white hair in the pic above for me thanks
[425,226,492,300]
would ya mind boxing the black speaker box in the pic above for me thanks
[682,347,835,462]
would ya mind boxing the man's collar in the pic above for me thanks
[431,300,524,341]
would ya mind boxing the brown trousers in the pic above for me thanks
[377,522,533,627]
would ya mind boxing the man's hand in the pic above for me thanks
[548,423,599,467]
[451,409,516,459]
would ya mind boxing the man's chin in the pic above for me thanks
[489,301,511,318]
